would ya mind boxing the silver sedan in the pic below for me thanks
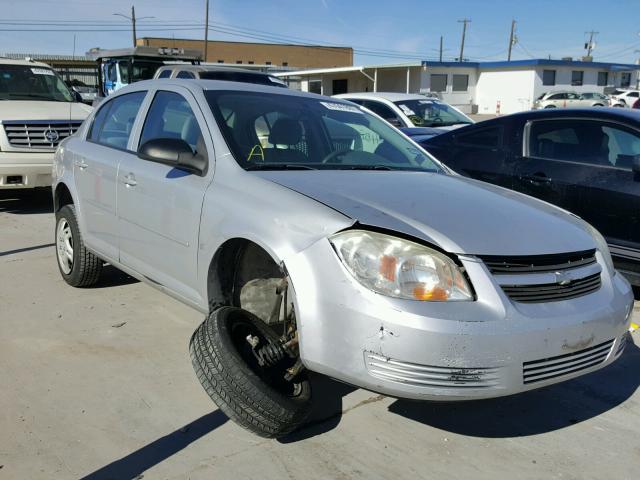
[52,80,635,437]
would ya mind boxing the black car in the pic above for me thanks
[419,108,640,286]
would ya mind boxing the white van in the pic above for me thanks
[0,58,92,189]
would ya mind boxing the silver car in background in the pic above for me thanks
[52,79,635,438]
[534,91,609,109]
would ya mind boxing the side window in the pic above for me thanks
[88,102,112,142]
[362,101,400,123]
[628,92,640,98]
[177,71,196,79]
[549,93,566,100]
[89,91,146,149]
[528,120,640,168]
[139,91,205,154]
[157,69,172,79]
[601,125,640,169]
[567,93,580,100]
[455,126,501,149]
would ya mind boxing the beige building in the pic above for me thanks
[136,37,353,69]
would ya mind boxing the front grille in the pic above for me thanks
[364,352,500,388]
[501,272,601,303]
[479,249,596,275]
[2,121,82,149]
[523,339,614,384]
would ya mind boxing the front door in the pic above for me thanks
[515,118,640,256]
[74,91,147,260]
[448,124,514,189]
[117,87,214,305]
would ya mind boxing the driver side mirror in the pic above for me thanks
[138,138,206,175]
[73,90,83,103]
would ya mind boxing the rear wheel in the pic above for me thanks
[190,307,311,438]
[55,205,102,287]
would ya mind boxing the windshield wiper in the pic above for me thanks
[245,164,317,171]
[339,165,393,171]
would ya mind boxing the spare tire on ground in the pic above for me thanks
[189,306,311,438]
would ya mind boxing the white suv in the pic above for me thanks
[610,89,640,108]
[0,58,92,189]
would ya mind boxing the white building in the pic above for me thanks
[277,59,640,115]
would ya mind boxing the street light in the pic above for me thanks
[113,6,155,47]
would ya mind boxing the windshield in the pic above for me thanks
[393,100,473,127]
[0,64,74,102]
[206,90,444,173]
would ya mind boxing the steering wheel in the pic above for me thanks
[321,149,351,164]
[430,116,444,124]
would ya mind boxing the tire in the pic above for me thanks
[55,204,102,287]
[190,307,311,438]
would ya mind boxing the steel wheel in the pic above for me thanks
[56,217,74,275]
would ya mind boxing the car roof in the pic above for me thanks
[468,107,640,127]
[334,92,432,102]
[113,78,356,101]
[0,57,53,68]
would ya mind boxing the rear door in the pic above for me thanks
[570,122,640,259]
[74,90,147,260]
[116,86,214,305]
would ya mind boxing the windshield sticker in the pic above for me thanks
[320,102,363,113]
[418,100,435,104]
[31,68,54,76]
[247,144,265,162]
[398,104,416,116]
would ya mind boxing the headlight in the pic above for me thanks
[329,230,473,301]
[585,223,615,275]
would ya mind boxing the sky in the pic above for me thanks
[1,0,639,65]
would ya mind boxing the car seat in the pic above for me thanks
[264,118,308,163]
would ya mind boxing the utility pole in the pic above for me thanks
[439,35,443,62]
[204,0,210,61]
[131,6,137,47]
[507,19,517,61]
[113,6,154,48]
[458,18,470,62]
[585,30,598,56]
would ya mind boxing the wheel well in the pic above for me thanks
[207,239,284,321]
[54,183,73,212]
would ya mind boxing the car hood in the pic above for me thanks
[254,170,595,256]
[0,101,92,121]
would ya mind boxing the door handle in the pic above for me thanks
[520,174,551,185]
[74,160,88,170]
[123,173,137,187]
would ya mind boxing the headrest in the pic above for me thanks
[268,118,302,146]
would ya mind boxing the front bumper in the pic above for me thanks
[0,152,53,189]
[286,239,634,401]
